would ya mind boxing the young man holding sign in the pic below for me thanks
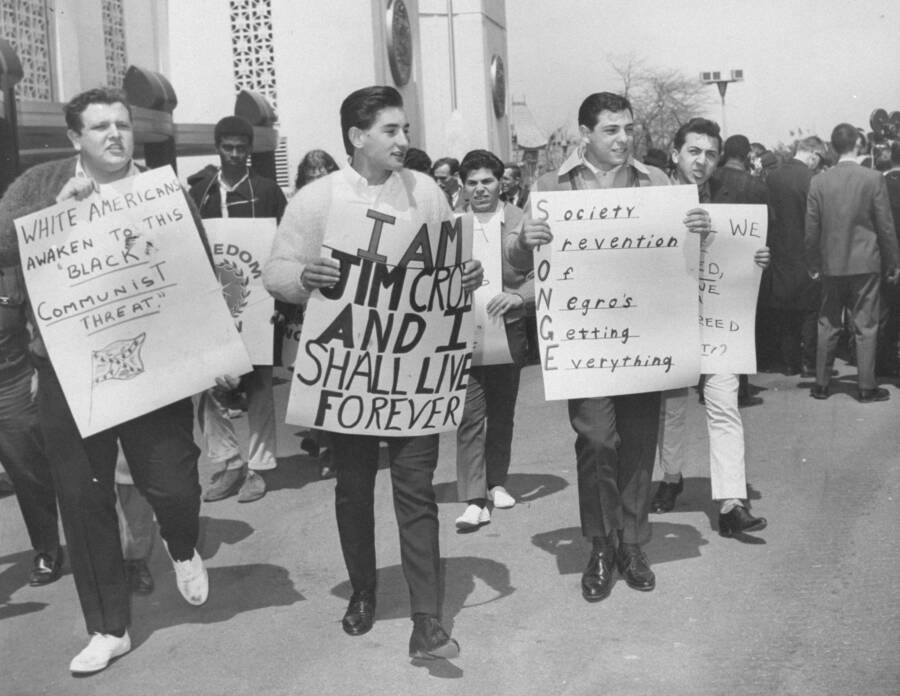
[509,92,703,603]
[654,119,770,538]
[264,86,482,660]
[0,88,212,674]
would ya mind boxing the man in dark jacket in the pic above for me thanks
[188,116,286,503]
[806,123,900,402]
[765,136,827,375]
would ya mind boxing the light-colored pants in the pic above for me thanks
[199,365,277,471]
[657,375,747,500]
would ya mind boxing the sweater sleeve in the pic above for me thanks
[262,178,331,305]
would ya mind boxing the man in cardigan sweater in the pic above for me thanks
[0,87,208,675]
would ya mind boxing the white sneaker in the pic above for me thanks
[171,549,208,605]
[69,632,131,674]
[455,504,490,530]
[489,486,516,509]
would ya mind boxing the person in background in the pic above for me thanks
[404,147,432,174]
[295,149,339,192]
[189,116,287,503]
[499,162,529,209]
[431,156,462,208]
[453,149,532,530]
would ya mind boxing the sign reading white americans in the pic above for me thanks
[15,166,252,436]
[286,200,474,436]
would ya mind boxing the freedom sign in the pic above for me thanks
[15,166,251,436]
[286,200,474,436]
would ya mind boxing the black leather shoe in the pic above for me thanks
[718,505,767,537]
[342,590,376,636]
[409,614,459,659]
[858,387,890,403]
[616,543,655,591]
[29,547,64,586]
[809,384,829,400]
[650,479,683,513]
[581,535,616,602]
[125,559,154,595]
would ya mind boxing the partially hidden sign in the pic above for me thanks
[531,185,701,399]
[15,166,252,436]
[204,217,276,365]
[698,203,766,373]
[285,199,474,435]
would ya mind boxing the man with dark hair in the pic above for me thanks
[431,156,462,208]
[0,87,209,674]
[500,162,529,209]
[653,121,770,538]
[189,115,287,503]
[806,123,900,402]
[509,92,693,603]
[265,85,483,660]
[765,135,827,376]
[454,149,532,529]
[404,147,432,173]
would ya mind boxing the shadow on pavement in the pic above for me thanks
[433,473,568,505]
[0,548,67,611]
[130,562,305,647]
[197,516,254,557]
[532,521,709,575]
[330,555,514,628]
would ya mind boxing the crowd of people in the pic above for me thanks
[1,80,898,676]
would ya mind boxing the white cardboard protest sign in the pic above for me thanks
[286,197,474,436]
[469,210,513,366]
[15,166,251,436]
[698,204,766,374]
[204,217,276,365]
[532,185,701,399]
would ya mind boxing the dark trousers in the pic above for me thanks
[37,365,201,635]
[773,308,818,371]
[0,366,59,555]
[568,391,660,545]
[455,319,527,501]
[330,432,440,617]
[817,274,880,390]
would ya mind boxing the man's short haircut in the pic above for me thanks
[339,85,404,156]
[750,142,766,156]
[504,163,522,179]
[723,134,751,162]
[831,123,860,155]
[431,157,460,176]
[578,92,633,130]
[214,115,254,146]
[890,141,900,167]
[459,149,504,182]
[63,87,132,133]
[404,147,432,173]
[673,117,722,152]
[795,135,826,156]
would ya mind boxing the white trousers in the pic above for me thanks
[658,375,747,500]
[199,365,277,471]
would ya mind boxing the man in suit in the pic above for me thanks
[500,163,530,209]
[878,142,900,375]
[765,136,827,376]
[805,123,900,402]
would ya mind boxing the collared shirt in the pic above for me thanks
[74,157,139,187]
[547,146,666,192]
[217,170,250,218]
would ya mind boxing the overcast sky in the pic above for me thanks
[505,0,900,147]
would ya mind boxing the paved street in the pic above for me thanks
[1,362,899,696]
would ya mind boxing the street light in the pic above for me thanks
[700,69,743,137]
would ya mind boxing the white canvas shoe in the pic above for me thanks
[455,504,490,530]
[489,486,516,509]
[171,549,208,606]
[69,632,131,674]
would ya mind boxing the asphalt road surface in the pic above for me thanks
[1,363,898,696]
